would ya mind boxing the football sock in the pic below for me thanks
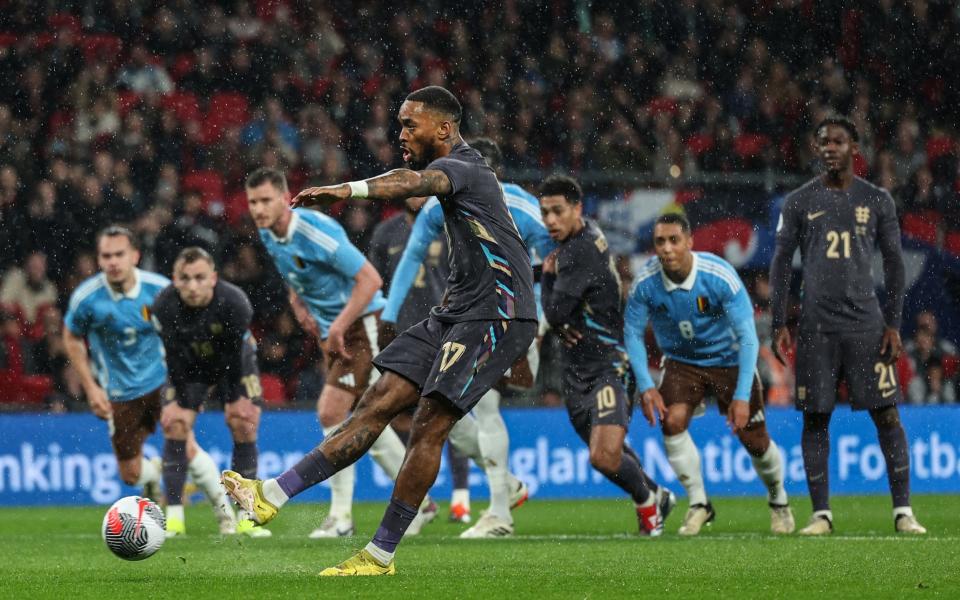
[261,478,289,508]
[369,425,406,480]
[451,487,470,508]
[135,456,160,487]
[162,438,188,506]
[875,415,911,508]
[623,444,659,493]
[166,503,184,524]
[611,447,652,505]
[448,443,470,491]
[322,423,355,519]
[367,497,418,563]
[188,448,234,523]
[801,412,832,512]
[893,506,914,519]
[231,441,258,480]
[275,446,336,499]
[751,441,788,505]
[447,415,482,463]
[475,389,512,520]
[663,431,707,506]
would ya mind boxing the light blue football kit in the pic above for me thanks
[259,208,386,338]
[64,269,171,401]
[624,252,759,401]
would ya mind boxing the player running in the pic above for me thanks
[770,116,926,535]
[243,167,434,539]
[381,138,544,537]
[63,227,233,533]
[538,175,673,536]
[152,247,269,538]
[222,86,538,575]
[625,213,795,535]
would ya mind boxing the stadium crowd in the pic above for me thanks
[1,0,959,411]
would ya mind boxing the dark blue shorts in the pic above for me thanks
[373,315,537,414]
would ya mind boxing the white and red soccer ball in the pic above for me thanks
[101,496,166,560]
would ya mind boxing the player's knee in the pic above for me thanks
[870,406,901,431]
[162,416,190,440]
[661,413,687,437]
[117,460,140,485]
[317,399,351,428]
[226,412,258,441]
[589,446,620,475]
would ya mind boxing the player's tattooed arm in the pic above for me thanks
[292,170,452,207]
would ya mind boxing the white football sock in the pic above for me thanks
[364,541,393,566]
[448,415,483,463]
[751,441,788,505]
[893,506,914,518]
[664,431,708,506]
[451,488,470,508]
[475,389,512,521]
[188,448,235,525]
[166,504,184,523]
[324,423,355,520]
[135,456,160,487]
[369,425,406,480]
[261,478,289,508]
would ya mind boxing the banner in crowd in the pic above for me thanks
[0,407,958,506]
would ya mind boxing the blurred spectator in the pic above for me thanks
[258,310,304,380]
[905,311,958,357]
[116,44,174,95]
[907,357,957,405]
[0,251,58,328]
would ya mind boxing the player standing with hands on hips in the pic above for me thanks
[769,116,926,535]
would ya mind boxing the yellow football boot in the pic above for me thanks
[319,549,396,576]
[220,470,278,526]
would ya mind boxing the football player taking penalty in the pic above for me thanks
[625,213,795,535]
[222,86,537,575]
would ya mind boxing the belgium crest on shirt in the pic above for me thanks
[696,296,710,313]
[141,305,152,322]
[293,255,306,269]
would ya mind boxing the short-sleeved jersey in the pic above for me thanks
[770,176,905,333]
[259,208,386,338]
[64,269,170,401]
[624,252,759,400]
[368,212,448,330]
[541,220,627,373]
[381,184,553,323]
[425,143,537,322]
[151,280,254,387]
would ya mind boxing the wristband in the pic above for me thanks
[348,180,369,198]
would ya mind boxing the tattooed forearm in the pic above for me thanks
[366,169,452,199]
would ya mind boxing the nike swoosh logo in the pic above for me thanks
[882,388,897,398]
[808,473,825,482]
[598,410,615,418]
[894,465,909,473]
[388,246,403,255]
[807,211,826,220]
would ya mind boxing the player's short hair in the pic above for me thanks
[245,167,288,192]
[175,246,216,270]
[654,213,692,234]
[815,115,860,142]
[96,225,139,250]
[405,86,462,124]
[468,138,503,171]
[539,174,583,205]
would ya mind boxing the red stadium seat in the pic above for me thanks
[901,210,941,246]
[46,13,81,33]
[201,92,251,144]
[82,35,122,64]
[116,90,141,117]
[646,96,678,116]
[925,135,954,163]
[686,134,715,156]
[182,170,225,205]
[0,33,19,47]
[161,91,202,122]
[170,53,195,81]
[943,354,959,380]
[733,133,770,160]
[259,373,287,406]
[944,231,960,257]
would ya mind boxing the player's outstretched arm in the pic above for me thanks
[292,169,452,208]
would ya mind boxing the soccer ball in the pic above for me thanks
[101,496,166,560]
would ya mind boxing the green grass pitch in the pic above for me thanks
[1,495,958,599]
